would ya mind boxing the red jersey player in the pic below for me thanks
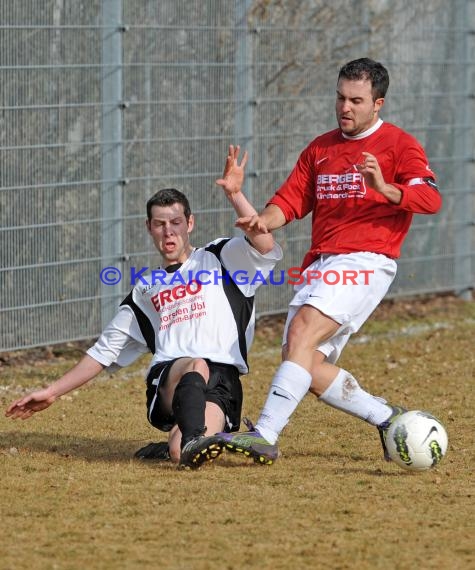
[203,58,442,467]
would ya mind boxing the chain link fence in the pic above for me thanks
[1,0,474,351]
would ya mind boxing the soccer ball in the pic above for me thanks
[385,410,448,471]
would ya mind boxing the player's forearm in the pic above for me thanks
[245,229,276,255]
[226,190,258,219]
[47,355,105,399]
[395,180,442,214]
[226,192,276,254]
[375,183,402,204]
[258,204,287,231]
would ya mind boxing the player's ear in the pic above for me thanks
[187,214,195,233]
[374,97,384,113]
[145,219,151,234]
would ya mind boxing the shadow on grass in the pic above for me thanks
[0,430,155,463]
[0,431,412,476]
[0,431,275,471]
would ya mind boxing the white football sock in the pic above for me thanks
[255,360,312,444]
[319,368,392,426]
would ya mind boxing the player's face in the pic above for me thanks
[335,78,384,136]
[146,203,194,266]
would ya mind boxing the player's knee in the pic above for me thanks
[188,358,209,380]
[287,310,338,352]
[286,319,320,351]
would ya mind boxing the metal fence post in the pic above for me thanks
[101,0,124,326]
[454,0,473,300]
[235,0,254,216]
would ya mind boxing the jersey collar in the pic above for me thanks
[163,262,182,273]
[161,248,197,273]
[341,118,383,140]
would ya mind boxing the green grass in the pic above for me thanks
[1,295,474,570]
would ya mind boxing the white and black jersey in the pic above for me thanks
[87,237,282,374]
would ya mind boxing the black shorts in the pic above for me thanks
[145,359,243,434]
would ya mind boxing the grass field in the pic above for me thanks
[1,294,474,570]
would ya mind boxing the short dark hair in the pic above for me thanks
[146,188,192,221]
[338,58,389,100]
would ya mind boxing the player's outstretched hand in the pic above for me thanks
[5,388,56,420]
[216,144,248,197]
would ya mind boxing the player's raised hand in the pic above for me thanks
[216,144,248,197]
[5,388,56,420]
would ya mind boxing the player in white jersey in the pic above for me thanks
[5,146,283,469]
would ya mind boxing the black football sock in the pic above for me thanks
[172,371,207,449]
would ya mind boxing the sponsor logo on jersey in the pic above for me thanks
[316,167,366,199]
[151,280,202,312]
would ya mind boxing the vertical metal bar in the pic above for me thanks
[144,1,153,252]
[101,0,123,326]
[235,0,254,219]
[454,0,472,300]
[359,0,369,53]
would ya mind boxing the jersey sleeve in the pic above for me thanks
[86,305,149,370]
[267,144,317,222]
[219,236,283,296]
[392,134,442,214]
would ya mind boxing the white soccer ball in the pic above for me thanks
[386,410,448,471]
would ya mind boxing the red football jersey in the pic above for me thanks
[268,120,442,268]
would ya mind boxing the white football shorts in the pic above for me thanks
[282,252,397,363]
